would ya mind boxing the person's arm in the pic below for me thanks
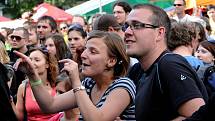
[178,98,205,117]
[31,84,77,113]
[171,98,205,121]
[13,51,77,113]
[15,83,25,121]
[159,54,207,120]
[76,87,131,121]
[60,59,134,121]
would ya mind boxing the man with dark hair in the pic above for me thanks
[36,15,57,45]
[125,4,208,121]
[93,14,124,39]
[113,1,131,31]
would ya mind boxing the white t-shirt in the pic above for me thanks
[172,14,194,23]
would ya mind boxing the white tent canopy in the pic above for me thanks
[65,0,116,15]
[0,19,25,29]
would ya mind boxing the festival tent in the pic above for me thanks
[0,16,11,22]
[66,0,173,19]
[0,19,25,29]
[32,3,73,23]
[196,0,215,6]
[186,0,215,9]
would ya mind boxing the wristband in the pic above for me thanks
[30,80,42,87]
[73,85,85,93]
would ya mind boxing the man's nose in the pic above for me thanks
[125,26,133,36]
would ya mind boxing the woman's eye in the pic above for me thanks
[74,38,79,41]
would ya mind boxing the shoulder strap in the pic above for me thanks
[23,81,28,121]
[155,53,174,94]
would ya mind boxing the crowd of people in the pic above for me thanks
[0,0,215,121]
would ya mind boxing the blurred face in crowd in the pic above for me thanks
[59,23,68,34]
[29,50,49,75]
[72,16,85,28]
[111,27,125,39]
[28,29,38,45]
[37,20,52,40]
[56,81,66,94]
[68,30,85,54]
[174,0,186,15]
[196,45,215,64]
[45,38,57,56]
[0,29,7,38]
[10,30,27,50]
[207,8,215,20]
[113,5,127,24]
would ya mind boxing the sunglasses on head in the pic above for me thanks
[10,35,25,41]
[173,4,183,6]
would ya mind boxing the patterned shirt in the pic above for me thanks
[79,77,136,121]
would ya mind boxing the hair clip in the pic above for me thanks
[118,60,123,65]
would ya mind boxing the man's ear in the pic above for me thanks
[156,27,165,42]
[108,27,115,32]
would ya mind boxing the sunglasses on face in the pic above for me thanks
[37,25,48,29]
[125,21,158,30]
[173,4,183,6]
[60,26,67,30]
[10,35,25,41]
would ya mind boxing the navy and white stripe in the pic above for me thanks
[79,77,136,121]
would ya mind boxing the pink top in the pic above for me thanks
[25,82,57,121]
[48,112,64,121]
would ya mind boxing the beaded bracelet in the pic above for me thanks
[30,80,42,87]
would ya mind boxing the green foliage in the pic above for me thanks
[3,0,43,19]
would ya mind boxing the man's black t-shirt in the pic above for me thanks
[8,48,30,99]
[128,51,208,121]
